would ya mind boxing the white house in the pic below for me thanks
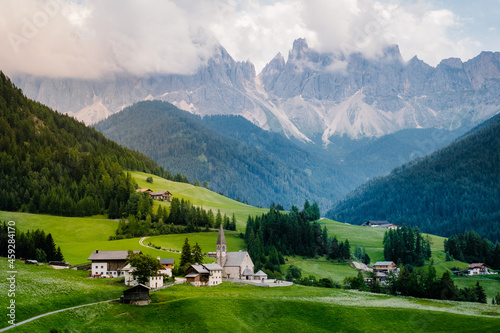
[122,264,165,289]
[468,263,490,275]
[158,258,174,277]
[87,250,141,278]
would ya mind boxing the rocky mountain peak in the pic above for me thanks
[289,38,310,60]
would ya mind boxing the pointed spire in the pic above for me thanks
[217,223,226,246]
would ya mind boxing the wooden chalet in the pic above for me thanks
[185,263,223,287]
[135,188,152,194]
[373,261,397,274]
[149,190,172,202]
[468,263,490,275]
[122,284,150,305]
[361,220,400,229]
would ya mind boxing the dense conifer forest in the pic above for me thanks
[112,195,237,239]
[244,201,353,275]
[328,113,500,242]
[0,72,174,217]
[444,231,500,269]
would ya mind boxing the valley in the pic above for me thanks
[1,2,500,330]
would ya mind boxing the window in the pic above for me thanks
[101,266,103,269]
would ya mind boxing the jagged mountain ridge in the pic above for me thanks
[12,39,500,143]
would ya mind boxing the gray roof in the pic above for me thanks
[185,272,200,278]
[150,191,171,196]
[225,251,249,267]
[242,268,254,276]
[374,261,395,266]
[188,263,222,274]
[202,263,223,271]
[88,250,141,261]
[365,220,391,225]
[254,270,267,277]
[189,264,209,274]
[160,259,175,265]
[217,224,226,246]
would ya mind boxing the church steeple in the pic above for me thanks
[216,224,227,267]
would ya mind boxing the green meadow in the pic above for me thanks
[0,171,498,331]
[130,171,268,231]
[3,277,500,332]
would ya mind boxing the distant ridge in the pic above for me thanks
[327,113,500,242]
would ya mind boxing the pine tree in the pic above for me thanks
[192,242,204,264]
[180,238,192,268]
[475,282,487,303]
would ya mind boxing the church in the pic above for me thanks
[216,224,255,280]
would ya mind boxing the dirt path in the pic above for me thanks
[138,237,181,254]
[0,299,117,332]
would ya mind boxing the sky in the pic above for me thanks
[0,0,498,78]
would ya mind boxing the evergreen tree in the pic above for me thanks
[180,238,192,268]
[192,242,204,264]
[475,282,487,304]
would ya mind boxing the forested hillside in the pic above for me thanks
[327,113,500,242]
[0,72,172,216]
[95,100,352,209]
[95,100,462,210]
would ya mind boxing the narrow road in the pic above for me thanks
[0,299,117,332]
[138,236,181,253]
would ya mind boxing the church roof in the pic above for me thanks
[225,251,249,267]
[217,224,226,246]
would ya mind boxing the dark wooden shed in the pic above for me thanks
[122,284,150,305]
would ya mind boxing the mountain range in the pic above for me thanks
[12,39,500,143]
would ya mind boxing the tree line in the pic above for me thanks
[383,225,432,266]
[112,195,237,239]
[345,265,489,304]
[245,201,355,275]
[444,230,500,269]
[0,221,64,262]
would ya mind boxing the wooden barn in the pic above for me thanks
[122,284,150,305]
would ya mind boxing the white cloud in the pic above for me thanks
[0,0,489,78]
[0,0,219,78]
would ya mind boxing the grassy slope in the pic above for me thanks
[130,171,268,231]
[0,211,168,265]
[5,283,500,332]
[0,172,266,265]
[0,258,126,326]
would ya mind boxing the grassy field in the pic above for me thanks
[0,211,169,265]
[130,171,268,231]
[319,218,447,263]
[282,257,357,282]
[0,258,126,327]
[4,282,500,332]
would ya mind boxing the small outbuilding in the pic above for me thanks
[122,284,150,305]
[253,270,268,282]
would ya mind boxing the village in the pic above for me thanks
[82,221,495,305]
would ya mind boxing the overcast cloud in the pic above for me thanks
[0,0,495,78]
